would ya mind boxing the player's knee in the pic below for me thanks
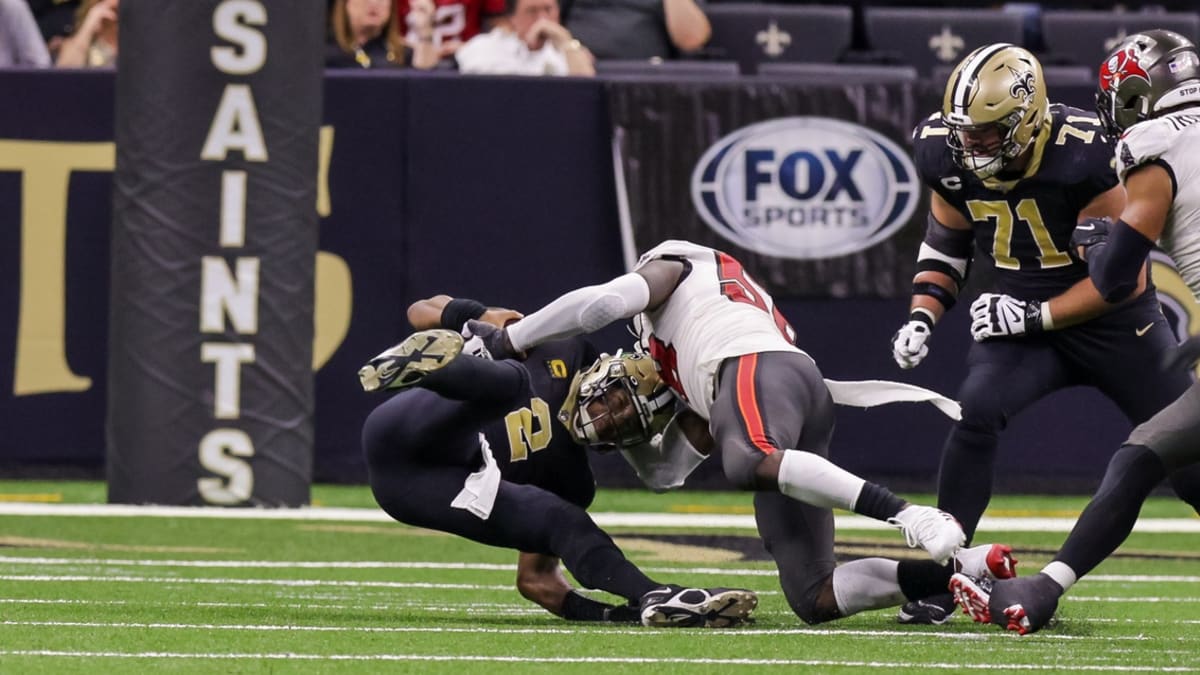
[786,584,840,625]
[721,447,767,491]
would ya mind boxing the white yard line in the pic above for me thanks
[0,502,1197,533]
[0,650,1195,670]
[2,619,1198,641]
[2,556,1199,585]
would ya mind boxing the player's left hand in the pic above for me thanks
[464,319,524,360]
[1069,217,1112,261]
[969,293,1045,341]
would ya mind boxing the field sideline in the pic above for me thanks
[1,481,1197,674]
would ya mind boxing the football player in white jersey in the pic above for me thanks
[951,29,1200,635]
[467,239,1018,625]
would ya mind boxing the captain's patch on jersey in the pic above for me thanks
[544,359,569,379]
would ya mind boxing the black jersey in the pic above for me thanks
[481,337,601,509]
[912,104,1119,300]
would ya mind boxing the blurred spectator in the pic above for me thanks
[0,0,51,66]
[565,0,710,60]
[396,0,504,62]
[328,0,438,69]
[456,0,593,76]
[27,0,79,59]
[54,0,115,68]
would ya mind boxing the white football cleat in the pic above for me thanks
[887,505,965,565]
[954,543,1018,580]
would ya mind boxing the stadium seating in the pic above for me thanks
[755,62,919,84]
[594,59,741,79]
[703,4,854,74]
[863,8,1024,77]
[930,64,1093,89]
[1040,10,1200,68]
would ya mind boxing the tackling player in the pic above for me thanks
[890,43,1200,624]
[951,29,1200,635]
[359,295,757,627]
[464,239,1019,625]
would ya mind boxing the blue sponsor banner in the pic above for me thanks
[607,80,942,298]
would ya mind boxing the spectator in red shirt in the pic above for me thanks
[395,0,504,61]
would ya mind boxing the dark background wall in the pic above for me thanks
[0,69,1138,493]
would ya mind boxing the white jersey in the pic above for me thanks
[633,240,802,419]
[1117,110,1200,300]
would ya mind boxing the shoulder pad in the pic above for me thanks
[636,240,706,268]
[1116,120,1173,181]
[910,114,955,186]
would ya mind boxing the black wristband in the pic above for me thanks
[440,298,487,330]
[912,281,957,311]
[908,309,934,330]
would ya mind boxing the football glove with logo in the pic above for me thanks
[1069,217,1112,261]
[970,293,1047,341]
[464,319,523,360]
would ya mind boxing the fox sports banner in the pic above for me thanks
[607,80,943,298]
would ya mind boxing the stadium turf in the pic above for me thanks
[0,482,1196,673]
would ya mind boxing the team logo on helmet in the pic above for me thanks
[1100,47,1152,93]
[1008,67,1037,103]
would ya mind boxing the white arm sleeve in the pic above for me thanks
[619,416,708,493]
[507,273,651,351]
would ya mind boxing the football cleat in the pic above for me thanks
[638,585,758,628]
[955,543,1018,580]
[897,595,955,625]
[357,329,464,392]
[949,572,1061,635]
[949,573,994,625]
[887,505,966,565]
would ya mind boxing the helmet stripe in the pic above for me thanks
[952,43,1012,115]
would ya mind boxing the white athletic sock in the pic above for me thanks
[832,559,906,616]
[777,449,866,511]
[1041,561,1078,592]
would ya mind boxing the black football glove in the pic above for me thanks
[1161,335,1200,373]
[1069,217,1112,261]
[464,319,524,360]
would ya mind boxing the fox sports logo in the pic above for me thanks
[691,117,918,260]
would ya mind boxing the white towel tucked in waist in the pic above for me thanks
[823,379,961,421]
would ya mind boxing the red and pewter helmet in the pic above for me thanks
[1096,29,1200,138]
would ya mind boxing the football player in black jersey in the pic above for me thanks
[951,29,1200,636]
[890,43,1200,624]
[358,295,757,628]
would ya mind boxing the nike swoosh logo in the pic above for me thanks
[1076,224,1096,231]
[1136,323,1155,337]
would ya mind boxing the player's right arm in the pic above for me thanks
[481,259,686,357]
[892,190,974,369]
[1074,126,1173,302]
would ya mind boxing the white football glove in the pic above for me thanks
[892,313,934,369]
[969,293,1047,341]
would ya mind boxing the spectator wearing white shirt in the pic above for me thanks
[456,0,593,76]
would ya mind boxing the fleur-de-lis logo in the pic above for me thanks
[1008,67,1036,103]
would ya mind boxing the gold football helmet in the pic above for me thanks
[942,43,1049,179]
[558,351,675,446]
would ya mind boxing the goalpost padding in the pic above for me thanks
[108,0,324,506]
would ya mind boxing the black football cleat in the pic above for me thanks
[639,585,758,628]
[897,594,956,625]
